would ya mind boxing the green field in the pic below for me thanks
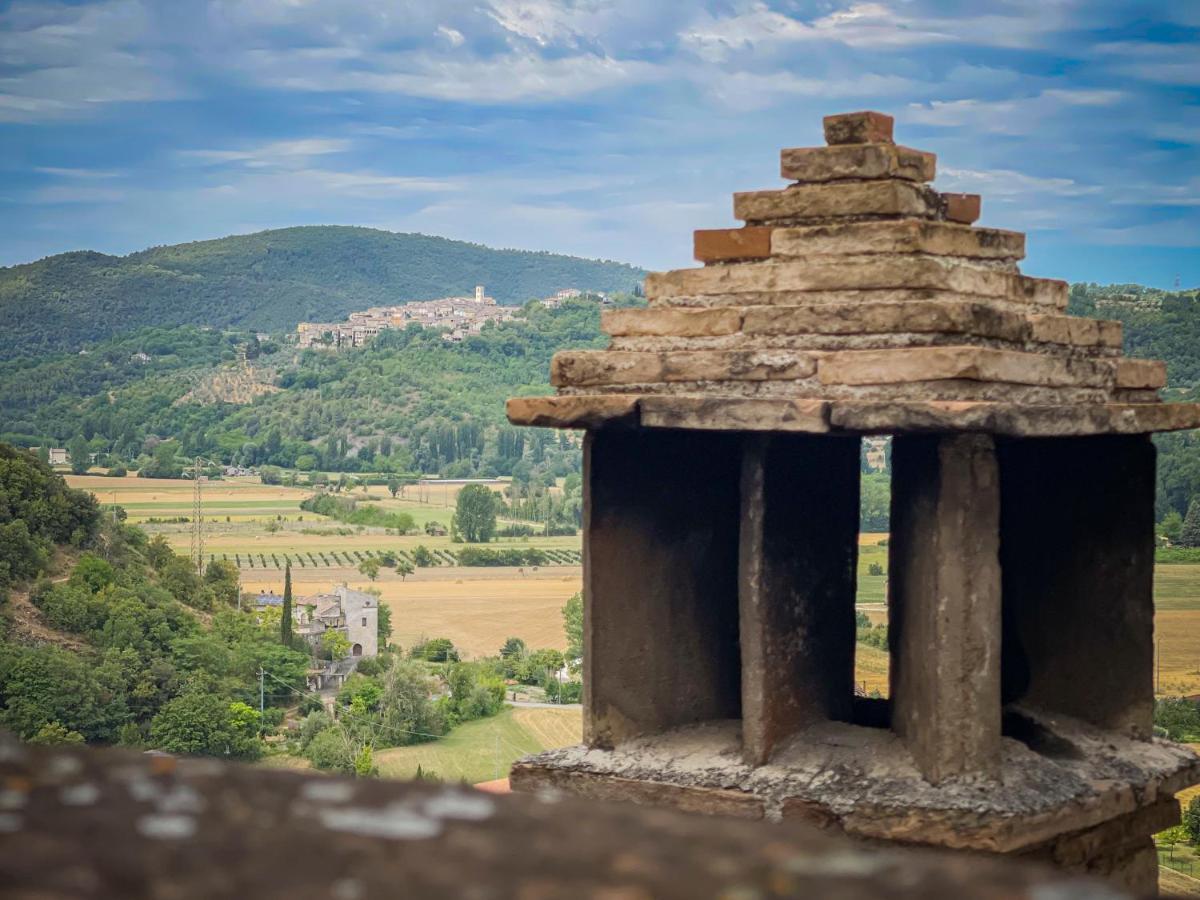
[262,706,582,784]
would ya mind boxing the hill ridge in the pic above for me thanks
[0,225,645,361]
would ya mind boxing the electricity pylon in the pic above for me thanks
[190,456,219,574]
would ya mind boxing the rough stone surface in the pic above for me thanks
[646,258,1067,306]
[735,180,940,223]
[741,300,1028,342]
[780,144,935,183]
[1028,314,1124,348]
[603,307,742,337]
[817,346,1115,389]
[564,378,1116,407]
[509,394,1200,436]
[583,430,742,748]
[827,399,1200,436]
[510,712,1200,854]
[739,435,860,765]
[551,349,817,387]
[1115,358,1167,389]
[942,193,982,224]
[5,739,1138,900]
[506,394,638,428]
[694,226,773,262]
[998,436,1156,740]
[770,220,1024,260]
[824,110,894,145]
[889,434,1002,782]
[639,396,829,432]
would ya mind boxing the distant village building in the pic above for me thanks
[256,585,378,692]
[46,448,69,466]
[257,585,378,658]
[130,351,151,364]
[296,285,514,349]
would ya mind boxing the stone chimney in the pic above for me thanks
[506,111,1200,894]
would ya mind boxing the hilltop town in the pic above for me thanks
[296,286,597,348]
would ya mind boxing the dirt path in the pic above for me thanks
[6,576,89,652]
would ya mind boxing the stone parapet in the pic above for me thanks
[4,736,1134,900]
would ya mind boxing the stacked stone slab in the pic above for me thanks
[506,112,1200,895]
[509,110,1198,438]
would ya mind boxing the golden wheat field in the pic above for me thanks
[241,565,581,657]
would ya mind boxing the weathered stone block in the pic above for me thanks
[890,433,1002,782]
[828,400,1200,436]
[1027,314,1122,348]
[583,430,742,747]
[770,220,1024,260]
[1115,359,1166,389]
[646,258,1068,306]
[942,193,981,224]
[602,307,742,337]
[739,434,860,765]
[639,397,829,432]
[998,435,1155,739]
[817,347,1115,389]
[506,394,639,429]
[1013,276,1069,309]
[734,181,938,223]
[824,110,894,145]
[780,144,935,183]
[742,300,1027,342]
[648,256,1022,303]
[551,351,663,387]
[694,227,773,262]
[663,350,816,382]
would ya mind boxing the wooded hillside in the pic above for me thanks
[0,227,645,361]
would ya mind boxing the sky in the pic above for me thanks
[1,0,1197,287]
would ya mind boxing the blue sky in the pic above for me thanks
[1,1,1197,287]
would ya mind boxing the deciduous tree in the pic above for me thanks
[454,484,498,543]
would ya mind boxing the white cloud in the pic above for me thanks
[34,166,124,178]
[436,25,465,47]
[906,89,1126,135]
[177,138,353,168]
[939,167,1102,199]
[239,48,662,103]
[0,0,179,122]
[1093,41,1200,87]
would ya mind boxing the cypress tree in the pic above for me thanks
[1181,498,1200,548]
[281,563,293,646]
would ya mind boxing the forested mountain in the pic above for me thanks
[0,227,645,361]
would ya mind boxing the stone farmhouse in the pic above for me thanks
[256,584,377,659]
[293,585,379,661]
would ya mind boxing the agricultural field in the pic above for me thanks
[65,473,583,571]
[241,565,581,658]
[260,706,583,785]
[66,475,1200,698]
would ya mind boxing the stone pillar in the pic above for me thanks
[583,428,743,749]
[739,434,860,765]
[998,436,1155,739]
[889,433,1002,783]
